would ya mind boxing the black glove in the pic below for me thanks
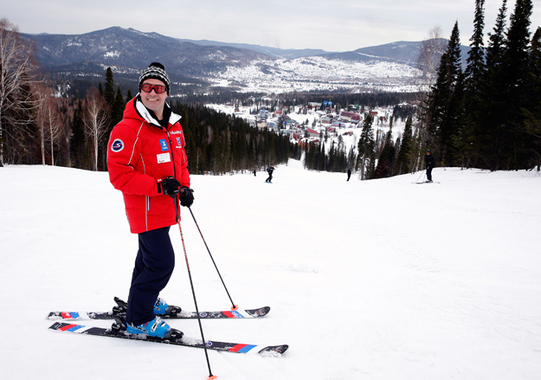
[157,177,181,198]
[179,186,194,207]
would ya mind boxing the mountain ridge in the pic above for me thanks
[22,27,459,94]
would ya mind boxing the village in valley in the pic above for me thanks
[207,99,408,155]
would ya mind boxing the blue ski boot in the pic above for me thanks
[153,297,182,317]
[153,298,169,315]
[126,316,171,338]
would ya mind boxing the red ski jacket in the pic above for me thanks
[107,97,190,234]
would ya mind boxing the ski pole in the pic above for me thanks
[188,207,239,311]
[175,200,217,380]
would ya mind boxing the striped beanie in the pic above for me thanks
[138,62,171,94]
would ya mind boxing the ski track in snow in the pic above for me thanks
[1,162,541,379]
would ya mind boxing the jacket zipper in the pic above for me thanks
[165,130,178,180]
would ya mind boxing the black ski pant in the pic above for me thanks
[426,166,433,181]
[126,226,175,326]
[266,175,273,182]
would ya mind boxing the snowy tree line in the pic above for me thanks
[423,0,540,171]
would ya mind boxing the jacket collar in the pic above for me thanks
[133,96,182,129]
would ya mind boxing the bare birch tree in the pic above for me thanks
[83,87,109,171]
[417,26,448,89]
[34,83,62,165]
[412,26,448,172]
[0,18,38,167]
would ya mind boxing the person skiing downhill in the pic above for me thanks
[425,150,436,183]
[265,165,275,183]
[107,62,194,339]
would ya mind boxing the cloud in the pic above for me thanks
[3,0,541,51]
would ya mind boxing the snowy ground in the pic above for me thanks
[1,161,540,380]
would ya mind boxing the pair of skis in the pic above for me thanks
[48,298,288,357]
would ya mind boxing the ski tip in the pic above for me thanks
[47,311,81,320]
[246,306,271,318]
[49,322,82,331]
[49,322,63,330]
[258,344,289,357]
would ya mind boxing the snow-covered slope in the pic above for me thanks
[1,162,540,379]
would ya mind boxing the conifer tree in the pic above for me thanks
[502,0,534,168]
[459,0,486,165]
[425,22,464,166]
[356,114,376,179]
[70,100,87,169]
[375,128,396,178]
[394,115,413,175]
[113,86,125,125]
[465,0,486,90]
[475,0,508,169]
[104,68,115,107]
[522,27,541,168]
[347,146,357,172]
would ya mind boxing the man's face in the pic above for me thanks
[140,78,168,117]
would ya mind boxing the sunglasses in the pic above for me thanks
[141,83,167,94]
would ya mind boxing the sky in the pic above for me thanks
[2,0,540,52]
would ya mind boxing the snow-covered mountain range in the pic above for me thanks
[23,27,446,94]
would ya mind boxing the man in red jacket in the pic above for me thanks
[107,62,193,338]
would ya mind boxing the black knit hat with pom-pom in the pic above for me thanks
[138,62,170,95]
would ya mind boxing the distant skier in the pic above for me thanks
[425,150,436,183]
[347,168,352,181]
[265,165,275,183]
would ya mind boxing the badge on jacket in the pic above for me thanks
[111,139,124,153]
[157,152,171,164]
